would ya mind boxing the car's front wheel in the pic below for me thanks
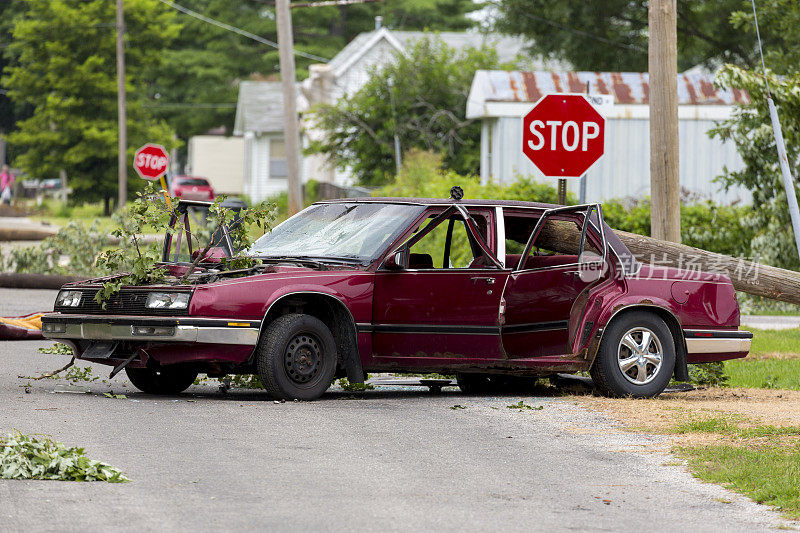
[256,313,337,400]
[590,311,675,398]
[125,366,198,395]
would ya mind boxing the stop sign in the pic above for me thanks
[522,94,605,178]
[133,143,169,181]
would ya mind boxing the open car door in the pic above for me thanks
[500,204,609,358]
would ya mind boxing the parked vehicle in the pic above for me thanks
[42,197,751,399]
[170,176,215,200]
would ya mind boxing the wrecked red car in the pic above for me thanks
[41,197,752,399]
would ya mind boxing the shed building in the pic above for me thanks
[466,70,752,204]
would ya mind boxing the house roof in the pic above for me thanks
[233,81,284,136]
[326,28,539,78]
[466,70,751,118]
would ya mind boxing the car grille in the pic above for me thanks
[55,288,191,316]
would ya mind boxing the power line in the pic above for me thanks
[156,0,330,63]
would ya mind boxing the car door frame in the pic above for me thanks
[499,203,610,358]
[369,203,508,362]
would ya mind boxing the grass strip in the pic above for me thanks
[675,443,800,519]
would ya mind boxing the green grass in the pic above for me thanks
[725,358,800,390]
[748,328,800,357]
[676,444,800,519]
[672,415,800,438]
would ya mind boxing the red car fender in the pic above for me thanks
[570,285,683,366]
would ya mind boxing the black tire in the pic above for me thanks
[256,313,337,400]
[590,311,676,398]
[125,366,198,395]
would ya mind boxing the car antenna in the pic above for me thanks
[449,186,464,201]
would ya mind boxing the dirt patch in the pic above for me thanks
[575,387,800,430]
[749,352,800,360]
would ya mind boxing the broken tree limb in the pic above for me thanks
[0,272,83,290]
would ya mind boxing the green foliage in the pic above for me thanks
[712,65,800,270]
[687,362,730,387]
[2,0,180,206]
[506,400,543,411]
[92,182,274,302]
[0,220,111,277]
[308,38,515,186]
[338,377,375,392]
[38,343,75,356]
[601,197,755,258]
[493,0,777,72]
[0,431,128,482]
[725,358,800,391]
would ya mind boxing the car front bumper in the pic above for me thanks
[683,329,752,354]
[41,314,260,346]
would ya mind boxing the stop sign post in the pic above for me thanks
[522,94,605,203]
[133,143,172,208]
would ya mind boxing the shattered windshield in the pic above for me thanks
[249,202,424,262]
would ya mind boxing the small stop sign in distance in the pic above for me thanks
[521,94,605,178]
[133,143,170,181]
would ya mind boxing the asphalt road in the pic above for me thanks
[0,288,789,532]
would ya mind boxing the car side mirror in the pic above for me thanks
[383,249,408,270]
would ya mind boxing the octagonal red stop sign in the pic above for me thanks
[522,94,605,178]
[133,143,169,181]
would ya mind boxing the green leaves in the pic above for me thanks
[307,37,511,186]
[712,64,800,270]
[2,0,180,205]
[0,431,129,483]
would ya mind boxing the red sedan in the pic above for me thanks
[171,176,215,200]
[42,197,751,400]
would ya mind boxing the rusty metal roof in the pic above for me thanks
[470,70,750,106]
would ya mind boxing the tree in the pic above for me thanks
[148,0,483,143]
[711,65,800,271]
[492,0,779,72]
[307,37,512,186]
[3,0,181,211]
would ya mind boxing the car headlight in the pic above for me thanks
[56,290,82,307]
[146,292,190,310]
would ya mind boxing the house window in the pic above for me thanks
[270,138,287,178]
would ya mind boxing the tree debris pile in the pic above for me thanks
[0,432,128,482]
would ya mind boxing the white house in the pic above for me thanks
[232,28,559,202]
[466,70,752,204]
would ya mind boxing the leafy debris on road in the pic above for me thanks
[0,432,128,482]
[102,393,127,399]
[507,400,544,411]
[338,377,375,391]
[450,404,467,410]
[38,343,75,356]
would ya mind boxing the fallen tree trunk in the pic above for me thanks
[617,230,800,306]
[0,272,84,290]
[538,220,800,305]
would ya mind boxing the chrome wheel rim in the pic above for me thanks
[617,327,663,385]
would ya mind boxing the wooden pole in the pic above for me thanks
[648,0,680,242]
[115,0,127,209]
[276,0,303,215]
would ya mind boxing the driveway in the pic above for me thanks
[0,288,787,532]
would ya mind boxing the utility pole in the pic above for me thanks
[276,0,303,215]
[649,0,681,242]
[116,0,127,209]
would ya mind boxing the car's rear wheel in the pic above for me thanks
[590,311,675,398]
[256,313,337,400]
[125,366,198,395]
